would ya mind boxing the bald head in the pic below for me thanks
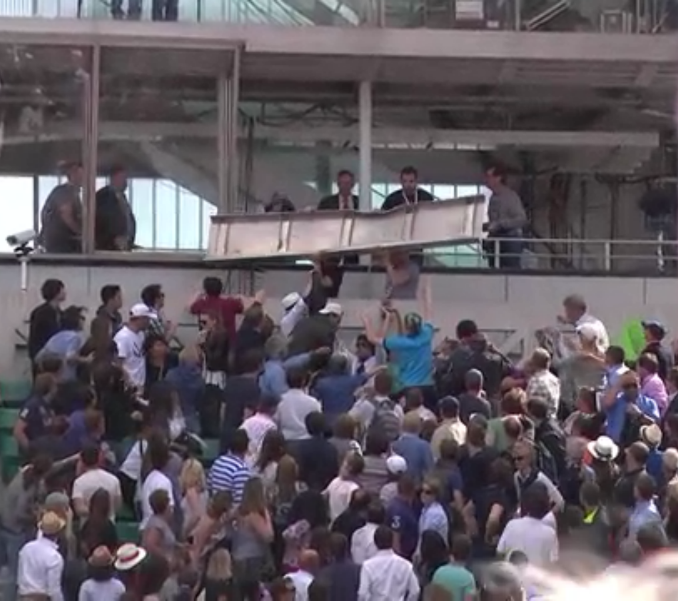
[298,549,320,574]
[402,411,421,434]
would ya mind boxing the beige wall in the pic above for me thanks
[0,260,675,380]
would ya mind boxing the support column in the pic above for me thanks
[81,45,100,255]
[217,46,241,214]
[358,81,373,211]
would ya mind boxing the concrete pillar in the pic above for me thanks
[217,47,241,214]
[81,45,100,255]
[358,81,373,211]
[315,141,332,198]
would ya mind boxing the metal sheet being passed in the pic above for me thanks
[206,196,485,262]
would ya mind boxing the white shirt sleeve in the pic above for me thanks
[405,564,421,601]
[280,300,306,338]
[46,552,65,601]
[358,564,371,601]
[71,476,85,500]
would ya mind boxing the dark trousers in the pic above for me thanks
[484,230,523,269]
[152,0,178,20]
[111,0,143,19]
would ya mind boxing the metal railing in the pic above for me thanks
[430,236,677,273]
[0,0,674,33]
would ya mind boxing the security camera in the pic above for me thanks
[6,230,36,247]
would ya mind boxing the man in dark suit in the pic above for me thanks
[95,165,136,251]
[318,170,360,211]
[317,170,359,266]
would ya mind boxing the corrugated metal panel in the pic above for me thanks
[206,196,485,261]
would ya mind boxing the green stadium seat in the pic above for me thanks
[116,520,140,544]
[2,457,21,483]
[203,438,220,462]
[0,434,19,459]
[116,505,136,523]
[0,407,18,431]
[0,379,31,405]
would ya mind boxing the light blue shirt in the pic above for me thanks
[384,322,434,387]
[628,499,663,539]
[36,329,84,381]
[419,502,449,550]
[259,352,311,398]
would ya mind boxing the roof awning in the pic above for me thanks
[206,196,485,262]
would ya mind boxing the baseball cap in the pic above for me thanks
[386,454,407,474]
[129,303,153,319]
[642,319,667,339]
[281,292,301,311]
[319,302,343,316]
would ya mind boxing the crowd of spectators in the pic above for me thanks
[3,266,678,601]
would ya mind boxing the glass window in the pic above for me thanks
[0,176,33,253]
[154,180,178,250]
[129,179,155,249]
[178,188,202,250]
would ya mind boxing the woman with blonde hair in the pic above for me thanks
[254,430,287,503]
[202,547,234,601]
[180,457,208,536]
[189,491,233,568]
[231,477,274,601]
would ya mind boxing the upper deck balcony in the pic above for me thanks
[1,0,674,34]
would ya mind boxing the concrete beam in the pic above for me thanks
[2,120,661,149]
[0,18,675,64]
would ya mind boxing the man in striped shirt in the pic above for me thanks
[208,428,252,504]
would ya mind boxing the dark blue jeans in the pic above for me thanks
[152,0,178,20]
[486,230,523,269]
[0,529,29,601]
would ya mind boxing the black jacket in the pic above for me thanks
[444,340,512,401]
[95,185,136,250]
[28,302,61,360]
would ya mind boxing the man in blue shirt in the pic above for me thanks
[386,474,420,560]
[393,412,434,484]
[604,370,659,444]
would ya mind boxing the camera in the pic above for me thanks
[7,230,37,259]
[7,230,37,248]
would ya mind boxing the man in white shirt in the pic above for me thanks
[358,525,420,601]
[114,303,152,390]
[286,549,320,601]
[280,292,308,339]
[72,445,122,520]
[241,394,278,466]
[557,294,609,359]
[351,503,384,564]
[275,367,322,441]
[17,512,66,601]
[497,482,559,567]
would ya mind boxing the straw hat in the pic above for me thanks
[89,545,114,567]
[640,423,663,448]
[39,511,66,536]
[587,435,620,462]
[114,543,148,571]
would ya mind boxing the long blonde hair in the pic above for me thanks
[179,457,205,494]
[205,548,232,581]
[238,477,267,516]
[275,455,299,504]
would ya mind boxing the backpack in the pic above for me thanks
[534,439,559,483]
[368,398,401,443]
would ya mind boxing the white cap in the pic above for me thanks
[281,292,301,311]
[319,302,343,316]
[576,323,599,341]
[129,303,154,319]
[386,454,407,474]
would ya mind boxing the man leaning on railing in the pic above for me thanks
[483,161,528,270]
